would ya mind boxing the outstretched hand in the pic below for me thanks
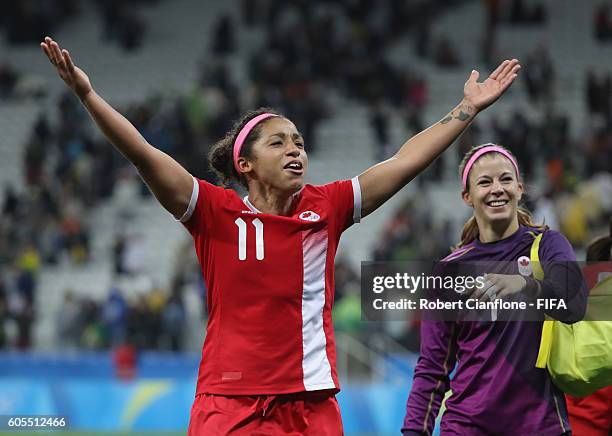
[463,59,521,112]
[40,36,93,100]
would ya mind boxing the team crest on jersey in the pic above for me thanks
[299,211,320,222]
[517,256,532,276]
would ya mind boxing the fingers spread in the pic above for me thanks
[500,67,520,91]
[48,41,59,65]
[497,61,513,81]
[498,59,519,81]
[502,75,516,90]
[489,59,509,80]
[51,41,65,69]
[63,49,75,73]
[509,64,521,80]
[40,43,53,63]
[493,59,520,82]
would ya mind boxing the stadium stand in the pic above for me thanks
[0,0,610,401]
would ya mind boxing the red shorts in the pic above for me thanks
[188,390,343,435]
[566,387,612,436]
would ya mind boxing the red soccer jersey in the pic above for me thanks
[180,176,361,395]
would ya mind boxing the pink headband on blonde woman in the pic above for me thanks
[462,145,520,190]
[233,113,279,173]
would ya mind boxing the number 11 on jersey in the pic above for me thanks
[235,217,264,261]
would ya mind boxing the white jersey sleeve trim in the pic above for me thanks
[177,176,199,223]
[351,176,362,224]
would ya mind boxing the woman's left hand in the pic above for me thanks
[474,273,527,302]
[463,59,521,111]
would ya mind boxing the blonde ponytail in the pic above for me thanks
[456,216,479,249]
[517,207,548,232]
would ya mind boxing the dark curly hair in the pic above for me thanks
[208,107,285,188]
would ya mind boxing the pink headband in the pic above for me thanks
[233,113,279,173]
[462,145,520,190]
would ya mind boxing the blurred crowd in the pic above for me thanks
[0,62,21,99]
[595,2,612,42]
[56,285,187,352]
[1,0,78,45]
[1,0,158,52]
[0,0,611,353]
[241,0,468,152]
[0,84,228,350]
[95,0,154,52]
[0,0,163,101]
[0,95,116,349]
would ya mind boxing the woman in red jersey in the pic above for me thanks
[41,36,519,435]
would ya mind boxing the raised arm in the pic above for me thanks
[358,59,521,218]
[40,37,193,220]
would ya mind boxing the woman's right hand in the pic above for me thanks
[466,273,527,302]
[41,36,93,100]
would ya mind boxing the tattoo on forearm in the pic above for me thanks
[456,111,470,121]
[458,104,476,114]
[439,104,476,125]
